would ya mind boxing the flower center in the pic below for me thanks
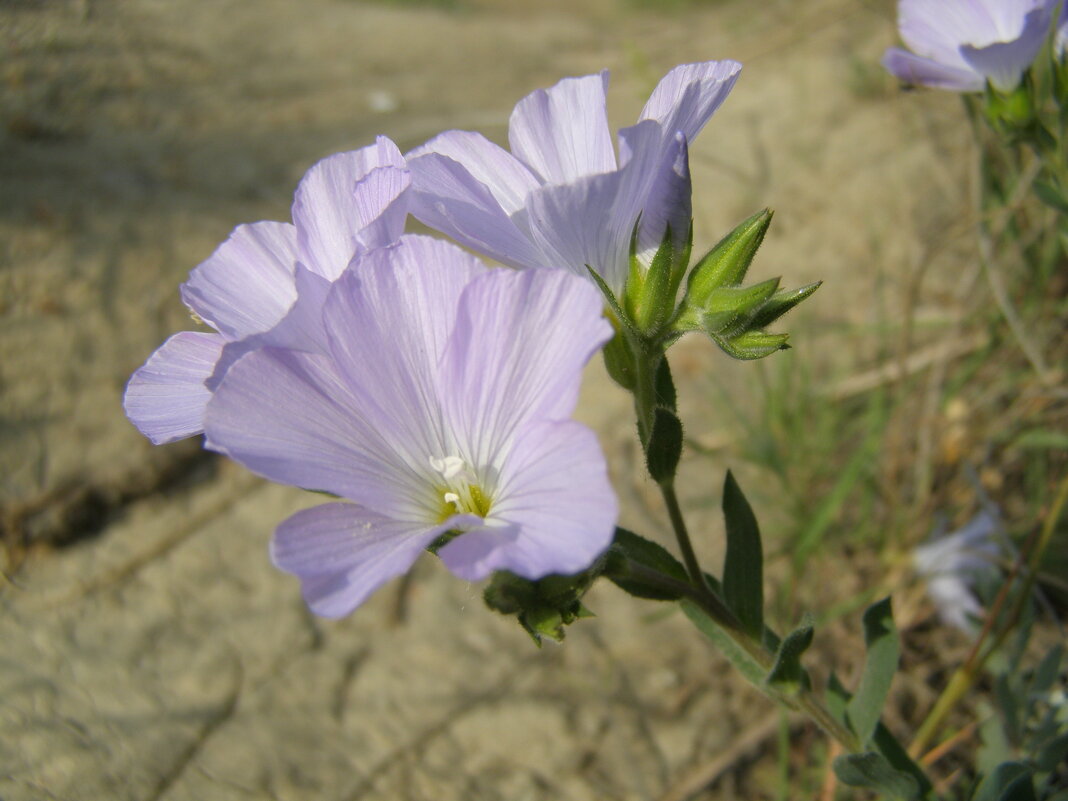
[429,455,493,522]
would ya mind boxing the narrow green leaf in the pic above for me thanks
[1036,731,1068,773]
[833,752,920,800]
[766,619,813,694]
[826,672,852,730]
[1029,644,1063,697]
[646,409,683,482]
[1012,429,1068,451]
[685,208,772,305]
[605,527,688,601]
[1033,180,1068,214]
[847,597,900,745]
[872,723,934,797]
[711,330,790,360]
[680,598,768,688]
[721,471,764,640]
[974,763,1032,801]
[749,281,822,328]
[654,355,677,412]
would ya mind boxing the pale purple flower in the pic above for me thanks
[883,0,1057,92]
[406,61,741,295]
[203,235,618,617]
[913,510,1002,632]
[124,137,410,444]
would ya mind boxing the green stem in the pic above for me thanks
[624,555,861,752]
[659,480,708,591]
[633,344,658,445]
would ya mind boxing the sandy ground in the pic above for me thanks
[0,0,975,798]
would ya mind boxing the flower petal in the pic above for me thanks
[524,169,631,289]
[960,6,1052,91]
[408,130,540,216]
[205,346,428,517]
[180,221,298,340]
[617,122,692,267]
[897,0,995,67]
[440,267,611,475]
[508,71,616,184]
[350,165,411,254]
[438,419,617,581]
[406,152,548,269]
[271,502,448,617]
[291,137,406,278]
[322,235,488,475]
[882,47,985,90]
[124,331,225,444]
[205,264,334,394]
[638,60,742,146]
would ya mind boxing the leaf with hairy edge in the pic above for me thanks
[833,752,920,800]
[680,598,767,688]
[605,527,688,601]
[766,618,813,694]
[847,597,899,744]
[722,470,764,640]
[654,356,677,412]
[646,409,683,483]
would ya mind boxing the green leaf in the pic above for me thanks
[766,618,813,694]
[974,763,1035,801]
[826,672,852,729]
[1036,731,1068,773]
[701,278,781,336]
[711,330,790,360]
[721,471,764,640]
[646,409,683,483]
[847,597,899,745]
[680,598,768,688]
[604,527,689,601]
[685,208,772,306]
[1033,180,1068,214]
[654,355,677,412]
[1012,428,1068,451]
[749,281,822,329]
[833,752,920,799]
[1029,644,1063,697]
[872,723,933,797]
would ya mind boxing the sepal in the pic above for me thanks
[748,281,822,328]
[684,208,772,307]
[709,330,790,360]
[623,220,693,337]
[699,278,781,337]
[483,559,605,646]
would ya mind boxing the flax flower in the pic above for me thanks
[124,137,410,444]
[405,61,741,295]
[883,0,1057,92]
[203,235,618,617]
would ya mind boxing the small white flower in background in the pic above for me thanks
[913,509,1003,632]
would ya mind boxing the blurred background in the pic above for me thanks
[2,0,1064,798]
